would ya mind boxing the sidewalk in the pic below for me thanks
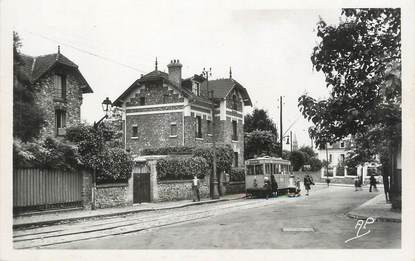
[13,193,246,229]
[346,193,401,222]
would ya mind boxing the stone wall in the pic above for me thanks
[95,183,131,208]
[157,179,210,202]
[34,69,85,139]
[225,181,245,195]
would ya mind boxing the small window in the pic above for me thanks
[195,116,202,138]
[54,74,66,99]
[329,154,332,163]
[140,97,146,105]
[132,126,138,138]
[232,94,237,110]
[340,142,345,148]
[55,109,66,136]
[207,120,212,134]
[170,123,177,136]
[234,152,238,167]
[232,120,238,141]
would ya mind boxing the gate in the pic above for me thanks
[13,169,83,211]
[133,163,151,203]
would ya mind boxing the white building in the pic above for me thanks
[318,136,354,178]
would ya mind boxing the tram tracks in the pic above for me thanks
[14,198,282,249]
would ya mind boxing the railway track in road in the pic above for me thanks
[14,198,282,249]
[14,186,338,249]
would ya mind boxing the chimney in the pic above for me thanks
[167,59,182,87]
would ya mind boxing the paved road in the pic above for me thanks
[13,185,400,249]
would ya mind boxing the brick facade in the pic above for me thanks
[115,60,252,168]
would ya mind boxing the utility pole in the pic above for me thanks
[202,67,219,199]
[279,96,283,157]
[290,131,293,152]
[325,142,330,186]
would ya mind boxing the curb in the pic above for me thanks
[13,196,245,229]
[346,212,401,223]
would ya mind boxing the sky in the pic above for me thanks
[10,0,343,150]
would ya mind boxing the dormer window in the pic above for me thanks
[54,74,66,100]
[232,94,237,110]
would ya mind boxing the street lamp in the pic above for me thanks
[94,97,112,128]
[91,97,113,209]
[202,67,220,199]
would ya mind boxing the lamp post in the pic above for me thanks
[202,68,220,199]
[94,97,112,128]
[91,97,112,209]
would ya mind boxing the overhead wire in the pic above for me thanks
[22,30,147,73]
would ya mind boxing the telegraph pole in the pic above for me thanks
[290,131,293,152]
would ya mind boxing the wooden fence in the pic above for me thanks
[13,169,83,210]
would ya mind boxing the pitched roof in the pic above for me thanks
[19,52,93,93]
[201,78,252,106]
[113,70,196,107]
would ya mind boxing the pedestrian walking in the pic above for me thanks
[271,174,278,197]
[354,177,360,191]
[295,177,301,196]
[192,175,200,202]
[264,176,272,199]
[369,174,378,192]
[303,174,314,196]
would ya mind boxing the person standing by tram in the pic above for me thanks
[303,174,314,196]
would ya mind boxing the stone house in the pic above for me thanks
[113,59,252,168]
[19,46,93,138]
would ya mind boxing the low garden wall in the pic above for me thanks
[157,179,210,202]
[95,183,131,208]
[225,181,245,195]
[293,170,357,184]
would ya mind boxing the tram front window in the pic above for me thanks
[247,165,255,175]
[255,165,263,175]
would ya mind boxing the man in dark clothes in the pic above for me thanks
[369,174,378,192]
[304,174,314,196]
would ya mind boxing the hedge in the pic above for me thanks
[156,156,208,180]
[141,146,194,155]
[229,168,245,182]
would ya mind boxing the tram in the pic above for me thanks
[245,156,292,198]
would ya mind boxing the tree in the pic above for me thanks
[299,9,400,148]
[66,123,134,183]
[244,130,279,159]
[13,31,46,141]
[298,146,322,171]
[289,151,305,171]
[244,108,278,136]
[298,146,316,163]
[244,108,279,159]
[298,9,401,206]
